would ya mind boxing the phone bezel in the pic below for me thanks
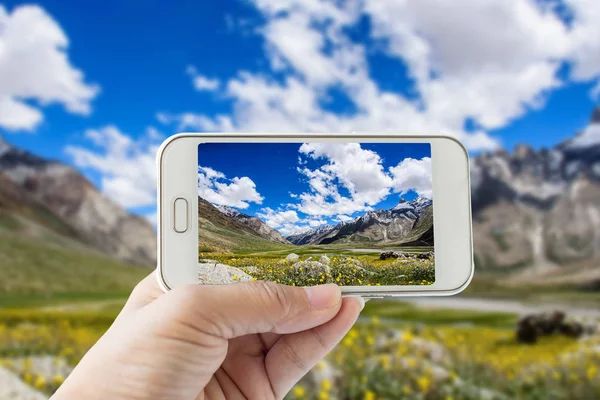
[156,133,474,298]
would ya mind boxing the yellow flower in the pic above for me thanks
[293,385,306,397]
[587,365,598,380]
[319,391,329,400]
[364,390,376,400]
[417,376,431,393]
[52,375,65,386]
[402,385,411,395]
[34,375,46,389]
[321,379,332,391]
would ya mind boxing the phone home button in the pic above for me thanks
[173,198,188,233]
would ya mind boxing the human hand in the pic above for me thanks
[52,272,363,399]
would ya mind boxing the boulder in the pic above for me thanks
[516,310,585,344]
[293,261,331,276]
[198,263,253,285]
[415,251,434,260]
[242,266,260,274]
[380,251,401,260]
[285,253,300,262]
[199,258,219,264]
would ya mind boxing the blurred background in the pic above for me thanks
[0,0,599,399]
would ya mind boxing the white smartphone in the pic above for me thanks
[156,134,473,298]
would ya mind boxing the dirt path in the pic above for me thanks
[405,297,600,318]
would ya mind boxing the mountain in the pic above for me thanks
[0,136,156,266]
[471,106,600,275]
[216,205,289,244]
[198,197,290,252]
[286,197,434,246]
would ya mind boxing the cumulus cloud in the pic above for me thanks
[65,125,160,208]
[256,208,300,229]
[294,143,432,217]
[390,158,433,199]
[198,167,263,208]
[335,214,354,223]
[0,5,99,131]
[186,65,220,92]
[161,0,600,152]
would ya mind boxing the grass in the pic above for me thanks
[202,252,435,286]
[362,301,518,328]
[1,301,598,399]
[462,276,600,307]
[0,232,148,304]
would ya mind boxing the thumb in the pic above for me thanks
[155,281,343,339]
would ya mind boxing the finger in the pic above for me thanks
[157,281,342,339]
[121,270,164,313]
[266,296,364,398]
[259,332,282,350]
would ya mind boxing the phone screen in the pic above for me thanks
[197,142,434,287]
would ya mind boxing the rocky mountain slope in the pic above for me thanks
[0,136,156,266]
[286,197,434,246]
[198,196,290,252]
[217,205,289,244]
[471,107,600,274]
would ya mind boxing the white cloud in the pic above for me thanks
[308,218,327,227]
[334,214,353,223]
[0,5,99,131]
[256,208,300,228]
[278,223,312,237]
[389,157,433,199]
[65,125,160,208]
[198,166,263,208]
[566,123,600,148]
[293,142,431,216]
[164,0,600,152]
[186,65,220,91]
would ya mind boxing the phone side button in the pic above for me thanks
[173,198,188,233]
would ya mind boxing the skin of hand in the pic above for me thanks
[51,272,364,400]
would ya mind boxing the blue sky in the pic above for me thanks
[1,0,600,224]
[197,142,431,235]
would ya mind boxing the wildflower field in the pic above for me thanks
[1,301,599,399]
[201,250,436,286]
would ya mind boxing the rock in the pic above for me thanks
[0,366,46,400]
[319,255,331,264]
[293,261,330,276]
[199,258,219,264]
[380,251,401,260]
[516,310,585,344]
[285,253,299,262]
[242,266,260,274]
[415,251,434,260]
[277,259,287,265]
[305,256,313,262]
[198,263,253,284]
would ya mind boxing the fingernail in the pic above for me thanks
[304,284,340,309]
[348,295,365,311]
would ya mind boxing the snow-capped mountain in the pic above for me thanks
[286,196,433,246]
[216,204,289,244]
[217,205,242,218]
